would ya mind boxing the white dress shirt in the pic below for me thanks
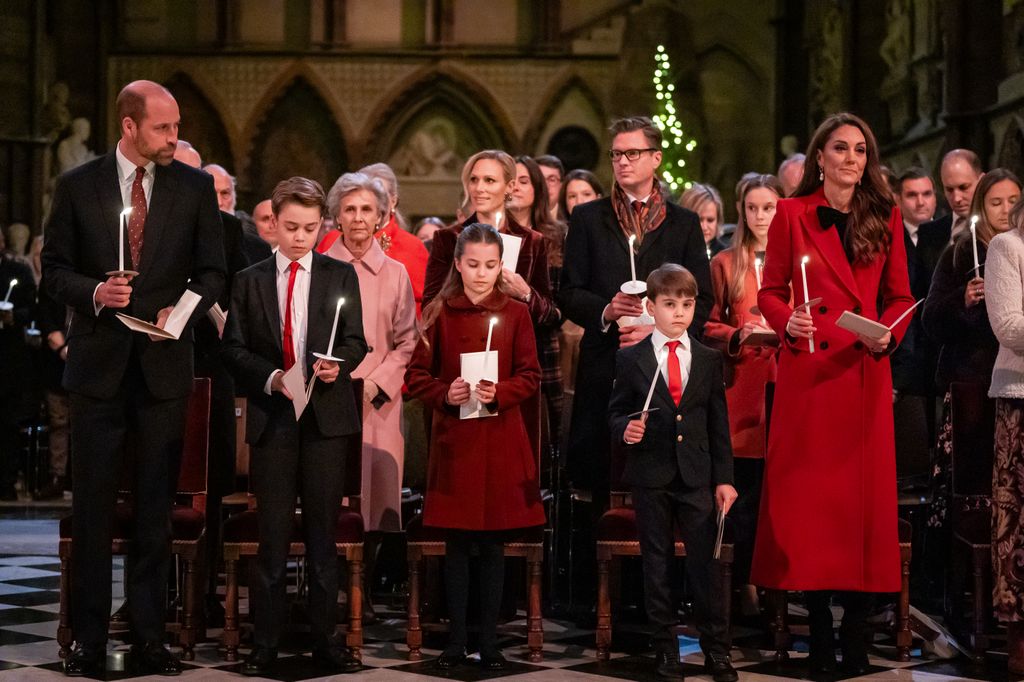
[904,220,919,247]
[264,249,313,394]
[650,327,691,391]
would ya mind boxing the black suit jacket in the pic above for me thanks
[891,221,945,393]
[41,153,225,400]
[916,214,953,277]
[557,197,712,489]
[221,252,368,444]
[608,336,733,489]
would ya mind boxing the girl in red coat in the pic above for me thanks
[704,173,783,615]
[405,223,545,671]
[750,113,915,675]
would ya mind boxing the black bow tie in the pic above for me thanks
[817,206,849,232]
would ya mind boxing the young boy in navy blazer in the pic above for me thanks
[608,263,738,682]
[222,177,367,676]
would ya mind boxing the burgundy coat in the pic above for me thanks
[750,188,915,592]
[405,290,546,530]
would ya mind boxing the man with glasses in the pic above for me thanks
[557,116,712,654]
[536,155,565,221]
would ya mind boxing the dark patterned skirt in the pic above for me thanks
[992,397,1024,622]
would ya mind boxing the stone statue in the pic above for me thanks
[57,118,97,174]
[41,81,71,142]
[390,117,462,178]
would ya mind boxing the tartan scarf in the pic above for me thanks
[611,177,668,244]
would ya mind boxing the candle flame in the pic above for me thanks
[801,255,810,264]
[628,234,636,245]
[489,316,498,327]
[971,214,979,226]
[339,297,345,306]
[9,279,16,287]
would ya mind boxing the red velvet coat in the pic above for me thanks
[405,291,546,530]
[750,188,914,592]
[703,251,778,458]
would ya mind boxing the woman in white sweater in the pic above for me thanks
[987,198,1024,671]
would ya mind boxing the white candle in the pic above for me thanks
[327,297,344,357]
[754,257,766,326]
[628,234,638,283]
[3,279,16,303]
[483,316,498,379]
[800,255,814,354]
[970,214,980,274]
[119,207,132,272]
[642,348,668,414]
[706,246,712,261]
[494,211,502,231]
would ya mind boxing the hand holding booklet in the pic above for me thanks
[116,290,202,340]
[835,299,923,342]
[459,350,498,420]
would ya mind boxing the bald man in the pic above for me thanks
[917,149,985,274]
[173,139,202,168]
[42,80,225,676]
[204,163,236,214]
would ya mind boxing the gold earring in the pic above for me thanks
[505,192,513,202]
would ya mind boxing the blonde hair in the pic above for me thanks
[679,183,724,230]
[460,150,516,205]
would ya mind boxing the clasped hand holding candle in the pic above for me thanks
[966,215,986,307]
[449,317,499,407]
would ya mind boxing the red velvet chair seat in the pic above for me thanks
[59,504,206,543]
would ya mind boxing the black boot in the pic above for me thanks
[837,592,872,675]
[805,591,836,676]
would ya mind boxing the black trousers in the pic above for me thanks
[250,407,348,649]
[633,475,729,656]
[69,360,188,646]
[443,530,505,654]
[730,458,764,585]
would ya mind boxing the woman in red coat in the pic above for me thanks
[750,113,915,675]
[406,223,545,671]
[703,173,783,614]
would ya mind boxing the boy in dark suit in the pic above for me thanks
[608,263,737,681]
[222,177,367,676]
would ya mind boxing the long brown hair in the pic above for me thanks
[420,223,509,332]
[726,174,783,304]
[952,168,1022,269]
[793,112,893,263]
[558,169,605,220]
[516,155,567,266]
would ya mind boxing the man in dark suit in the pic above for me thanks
[916,148,985,272]
[221,177,367,676]
[558,116,712,506]
[42,80,225,677]
[608,264,736,681]
[0,249,37,501]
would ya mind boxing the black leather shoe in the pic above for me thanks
[241,646,277,676]
[434,649,467,670]
[63,643,105,677]
[480,650,507,670]
[131,642,181,676]
[312,644,361,673]
[655,650,683,679]
[704,653,738,682]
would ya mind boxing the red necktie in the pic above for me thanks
[632,200,644,216]
[282,261,300,370]
[666,340,683,404]
[128,167,147,268]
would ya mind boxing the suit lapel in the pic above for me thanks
[798,204,862,304]
[137,164,177,276]
[601,202,631,257]
[636,341,675,410]
[93,154,123,268]
[679,345,708,408]
[256,259,282,354]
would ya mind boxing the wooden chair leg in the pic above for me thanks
[595,550,611,661]
[346,551,363,661]
[58,548,72,659]
[526,552,543,662]
[406,555,422,661]
[222,557,239,662]
[896,549,912,661]
[971,551,989,660]
[179,554,197,660]
[767,589,790,661]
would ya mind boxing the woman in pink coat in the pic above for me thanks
[751,113,915,676]
[325,172,418,616]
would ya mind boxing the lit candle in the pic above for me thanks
[3,278,16,303]
[483,316,498,379]
[800,255,814,354]
[119,207,132,272]
[327,297,345,357]
[642,348,668,414]
[970,214,980,274]
[706,246,712,261]
[628,234,638,283]
[754,257,766,326]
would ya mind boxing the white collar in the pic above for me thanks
[651,328,690,356]
[115,141,155,184]
[275,249,313,274]
[904,220,919,236]
[624,190,652,205]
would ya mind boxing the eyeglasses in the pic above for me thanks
[608,148,658,162]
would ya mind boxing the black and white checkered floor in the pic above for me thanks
[0,515,1015,680]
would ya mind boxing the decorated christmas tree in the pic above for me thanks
[651,44,697,193]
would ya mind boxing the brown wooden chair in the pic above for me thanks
[220,380,365,662]
[594,433,735,661]
[948,381,997,660]
[404,518,545,661]
[57,377,212,660]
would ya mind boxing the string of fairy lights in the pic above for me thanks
[651,44,698,193]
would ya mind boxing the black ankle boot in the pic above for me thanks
[838,592,872,675]
[805,592,836,675]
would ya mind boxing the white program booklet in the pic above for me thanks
[116,290,202,340]
[206,302,227,328]
[500,233,522,273]
[459,350,499,420]
[280,362,309,420]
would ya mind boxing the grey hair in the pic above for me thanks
[359,162,399,200]
[327,172,390,224]
[777,153,806,177]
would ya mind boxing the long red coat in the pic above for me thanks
[750,188,915,592]
[405,290,546,530]
[704,250,778,458]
